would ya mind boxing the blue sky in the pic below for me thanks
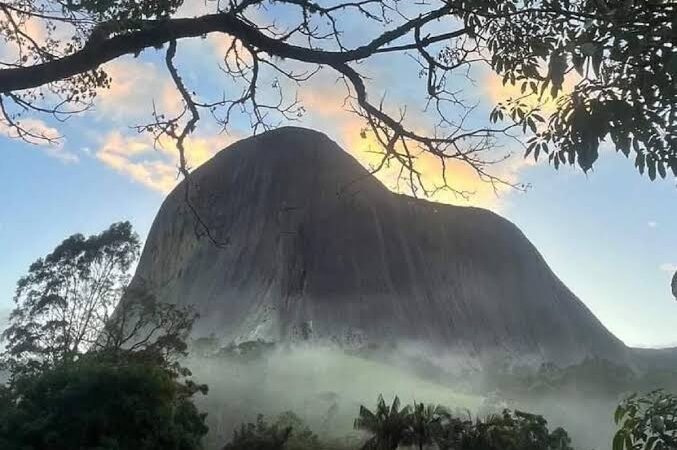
[1,0,676,347]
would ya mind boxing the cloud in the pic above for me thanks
[298,77,530,210]
[0,10,80,69]
[95,25,531,209]
[648,221,658,228]
[660,263,677,273]
[0,118,78,163]
[95,131,235,193]
[96,58,183,122]
[0,13,48,61]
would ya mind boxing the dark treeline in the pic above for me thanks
[221,398,574,450]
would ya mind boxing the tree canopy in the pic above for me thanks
[0,0,673,195]
[352,395,573,450]
[354,395,412,450]
[1,221,198,378]
[222,413,322,450]
[613,390,677,450]
[0,357,209,450]
[0,222,209,450]
[1,221,139,373]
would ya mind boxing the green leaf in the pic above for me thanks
[669,159,677,177]
[618,135,631,156]
[572,53,586,76]
[635,153,646,174]
[632,138,640,154]
[648,158,657,181]
[527,118,537,133]
[550,84,559,98]
[615,405,626,424]
[592,47,603,76]
[613,430,626,450]
[525,142,536,158]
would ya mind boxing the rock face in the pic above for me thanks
[128,127,630,367]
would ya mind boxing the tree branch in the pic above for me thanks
[0,7,453,93]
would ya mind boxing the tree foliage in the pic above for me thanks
[1,221,198,379]
[0,0,673,199]
[613,390,677,450]
[223,412,361,450]
[222,414,294,450]
[493,0,676,177]
[1,221,139,373]
[434,409,573,450]
[227,397,575,450]
[97,287,198,374]
[353,396,573,450]
[354,395,412,450]
[407,402,450,450]
[0,222,209,450]
[0,357,208,450]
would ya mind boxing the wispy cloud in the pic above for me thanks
[660,263,677,273]
[96,58,183,122]
[0,118,78,163]
[95,131,235,193]
[0,13,48,61]
[648,221,658,228]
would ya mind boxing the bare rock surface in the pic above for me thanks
[128,127,630,367]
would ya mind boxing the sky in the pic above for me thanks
[1,0,676,347]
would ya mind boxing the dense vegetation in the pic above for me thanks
[0,222,209,450]
[613,390,677,449]
[483,358,677,399]
[1,223,676,450]
[220,400,574,450]
[0,357,208,450]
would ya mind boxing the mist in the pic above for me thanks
[187,343,476,448]
[183,341,632,450]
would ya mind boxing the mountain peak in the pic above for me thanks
[129,127,630,368]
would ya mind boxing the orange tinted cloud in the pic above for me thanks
[483,70,579,115]
[96,131,235,193]
[0,13,47,61]
[299,80,527,210]
[97,59,183,121]
[344,129,531,210]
